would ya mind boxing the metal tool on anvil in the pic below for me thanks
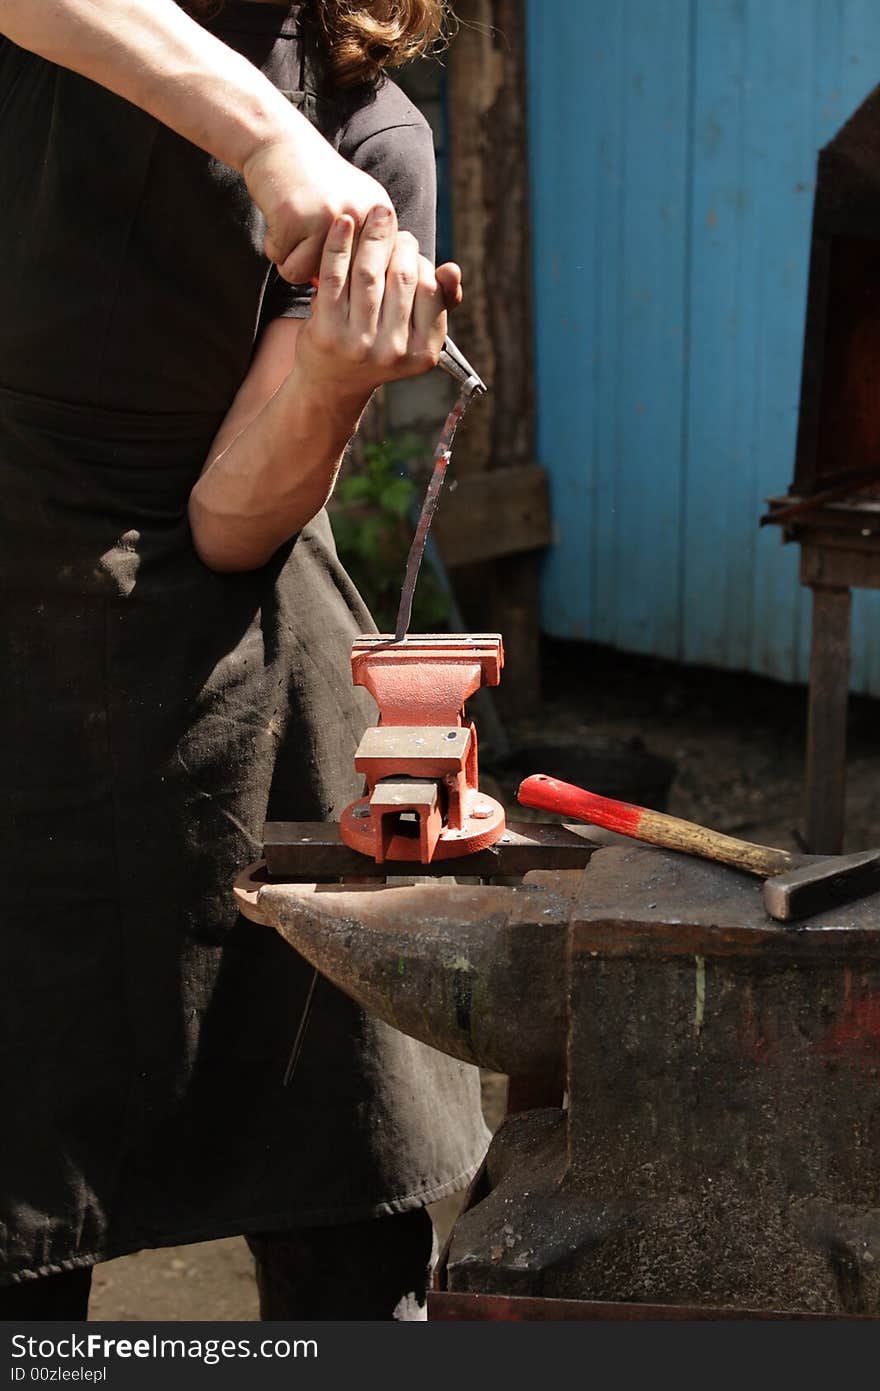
[339,633,506,863]
[517,773,880,922]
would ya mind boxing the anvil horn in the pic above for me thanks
[236,870,574,1078]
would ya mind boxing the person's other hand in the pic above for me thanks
[242,129,395,283]
[293,206,462,401]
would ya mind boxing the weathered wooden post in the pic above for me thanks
[441,0,549,717]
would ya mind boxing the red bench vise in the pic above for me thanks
[339,634,506,864]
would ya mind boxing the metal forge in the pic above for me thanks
[236,636,880,1320]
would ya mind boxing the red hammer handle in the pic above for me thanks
[517,774,793,879]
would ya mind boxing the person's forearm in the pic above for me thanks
[188,374,372,572]
[0,0,305,174]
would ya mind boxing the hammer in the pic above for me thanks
[517,774,880,921]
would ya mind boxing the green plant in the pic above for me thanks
[330,436,451,633]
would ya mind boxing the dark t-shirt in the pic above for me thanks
[0,1,437,413]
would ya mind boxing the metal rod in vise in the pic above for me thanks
[394,339,487,642]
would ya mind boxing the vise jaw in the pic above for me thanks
[340,634,506,864]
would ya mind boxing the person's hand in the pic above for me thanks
[242,128,395,284]
[293,206,463,401]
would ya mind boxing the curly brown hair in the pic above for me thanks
[185,1,452,87]
[313,1,451,86]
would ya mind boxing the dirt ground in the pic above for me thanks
[88,638,880,1320]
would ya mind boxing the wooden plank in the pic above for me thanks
[447,0,537,480]
[531,0,697,657]
[800,541,880,589]
[741,1,811,685]
[480,0,542,715]
[804,584,852,854]
[532,0,693,656]
[431,463,551,567]
[447,1,542,714]
[526,0,614,643]
[607,0,692,660]
[684,0,769,673]
[446,0,494,479]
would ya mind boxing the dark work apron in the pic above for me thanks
[0,7,487,1284]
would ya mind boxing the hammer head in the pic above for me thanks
[763,848,880,921]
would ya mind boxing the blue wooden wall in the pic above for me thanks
[526,0,880,693]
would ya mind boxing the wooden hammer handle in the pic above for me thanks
[517,775,795,879]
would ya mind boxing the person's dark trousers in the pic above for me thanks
[0,1268,92,1320]
[0,1209,436,1322]
[246,1207,436,1320]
